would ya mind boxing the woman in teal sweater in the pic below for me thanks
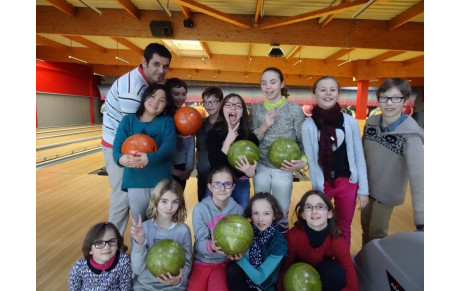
[113,83,176,222]
[226,192,287,291]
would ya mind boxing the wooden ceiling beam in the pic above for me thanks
[37,46,423,79]
[115,0,140,20]
[63,35,107,54]
[110,37,144,56]
[170,0,252,28]
[179,5,192,19]
[254,0,263,25]
[389,0,424,30]
[403,55,424,66]
[285,46,302,62]
[368,51,404,65]
[36,35,68,50]
[258,0,368,29]
[45,0,75,17]
[324,48,354,64]
[200,41,212,59]
[37,7,424,52]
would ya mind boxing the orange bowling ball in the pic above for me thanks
[174,107,203,136]
[121,134,158,155]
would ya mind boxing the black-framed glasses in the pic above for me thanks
[224,102,243,110]
[211,181,235,189]
[203,99,220,106]
[377,96,405,103]
[93,238,118,249]
[304,204,328,212]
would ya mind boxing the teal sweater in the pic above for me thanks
[113,114,176,190]
[236,230,287,291]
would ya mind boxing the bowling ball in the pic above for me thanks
[174,107,203,136]
[213,214,254,255]
[194,105,209,118]
[146,239,186,277]
[227,140,260,171]
[268,138,302,168]
[283,262,322,291]
[121,134,157,155]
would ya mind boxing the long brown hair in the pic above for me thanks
[213,93,251,139]
[293,190,341,238]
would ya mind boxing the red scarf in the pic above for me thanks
[311,103,342,186]
[89,253,116,270]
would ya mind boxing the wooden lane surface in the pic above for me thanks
[36,151,415,290]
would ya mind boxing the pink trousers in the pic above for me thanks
[187,261,229,291]
[324,177,358,247]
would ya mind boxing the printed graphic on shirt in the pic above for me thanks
[365,125,405,156]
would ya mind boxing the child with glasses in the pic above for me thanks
[301,76,369,248]
[196,87,224,202]
[187,166,244,291]
[68,222,132,290]
[278,190,358,291]
[361,78,424,246]
[226,192,287,291]
[206,93,259,209]
[250,67,307,233]
[130,179,192,290]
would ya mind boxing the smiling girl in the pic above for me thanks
[301,76,368,248]
[206,93,259,209]
[112,83,176,222]
[130,179,192,290]
[278,190,358,291]
[226,192,287,291]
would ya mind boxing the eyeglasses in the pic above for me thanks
[93,238,118,249]
[377,96,405,103]
[211,181,235,189]
[224,102,243,110]
[304,204,328,212]
[203,99,220,106]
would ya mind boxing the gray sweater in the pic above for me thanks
[363,115,424,225]
[131,220,192,290]
[250,100,305,168]
[192,196,244,264]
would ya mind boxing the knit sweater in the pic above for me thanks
[191,196,244,264]
[68,251,133,291]
[102,66,149,147]
[236,230,287,291]
[278,225,358,291]
[363,114,424,225]
[131,220,192,290]
[112,114,176,190]
[250,100,305,168]
[302,113,369,194]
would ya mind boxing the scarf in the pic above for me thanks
[311,103,342,186]
[263,96,286,110]
[89,252,116,271]
[247,222,277,288]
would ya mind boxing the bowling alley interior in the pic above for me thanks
[35,1,428,290]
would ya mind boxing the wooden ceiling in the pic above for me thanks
[36,0,424,87]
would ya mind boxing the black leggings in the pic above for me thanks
[226,261,257,291]
[316,260,346,291]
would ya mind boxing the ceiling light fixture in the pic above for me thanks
[268,44,284,57]
[79,0,102,16]
[69,55,87,64]
[115,41,129,64]
[68,40,88,64]
[156,0,171,17]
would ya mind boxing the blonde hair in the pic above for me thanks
[145,179,187,222]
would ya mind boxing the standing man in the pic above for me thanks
[102,43,172,235]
